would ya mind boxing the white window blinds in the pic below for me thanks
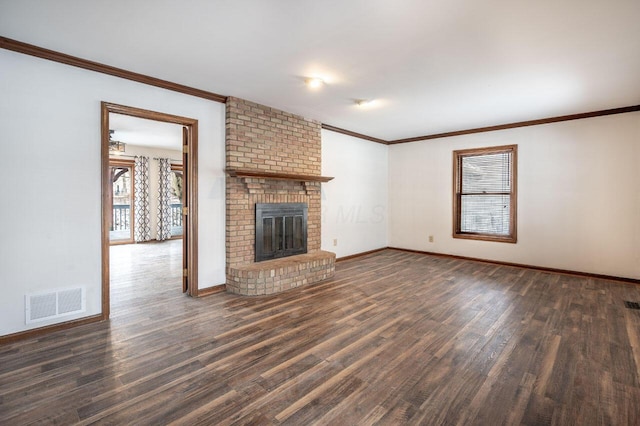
[460,152,511,235]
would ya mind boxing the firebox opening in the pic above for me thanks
[255,203,308,262]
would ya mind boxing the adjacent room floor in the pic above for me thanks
[1,247,640,424]
[109,239,184,318]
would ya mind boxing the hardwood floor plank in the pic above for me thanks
[2,244,640,424]
[532,333,562,397]
[504,371,537,425]
[273,341,391,423]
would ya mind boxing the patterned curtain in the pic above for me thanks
[133,156,151,242]
[157,158,172,241]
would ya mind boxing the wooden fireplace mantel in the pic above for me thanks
[225,168,334,183]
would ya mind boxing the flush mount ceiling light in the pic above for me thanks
[355,99,377,108]
[304,77,325,89]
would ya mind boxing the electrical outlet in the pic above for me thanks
[333,238,338,246]
[428,235,434,243]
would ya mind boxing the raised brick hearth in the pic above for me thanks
[225,97,335,295]
[226,251,335,296]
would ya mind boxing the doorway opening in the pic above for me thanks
[101,102,199,321]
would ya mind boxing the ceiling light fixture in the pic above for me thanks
[355,99,376,108]
[109,130,126,153]
[305,77,325,89]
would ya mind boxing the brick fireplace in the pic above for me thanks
[225,97,335,295]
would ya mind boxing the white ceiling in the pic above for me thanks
[1,0,639,141]
[109,114,183,150]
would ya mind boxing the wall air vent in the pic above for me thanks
[25,287,86,324]
[624,301,640,310]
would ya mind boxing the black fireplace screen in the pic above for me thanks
[255,203,308,262]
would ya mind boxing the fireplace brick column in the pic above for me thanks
[225,97,335,295]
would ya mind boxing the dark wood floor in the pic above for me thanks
[2,246,640,425]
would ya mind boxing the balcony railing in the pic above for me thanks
[170,203,183,228]
[112,204,130,231]
[111,204,183,231]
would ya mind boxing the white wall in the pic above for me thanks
[321,130,388,258]
[389,112,640,279]
[0,49,226,336]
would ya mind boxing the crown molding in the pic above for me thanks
[2,36,638,144]
[321,124,388,145]
[388,105,640,144]
[324,105,640,145]
[0,36,227,103]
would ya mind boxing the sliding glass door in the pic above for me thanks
[169,164,183,238]
[109,159,134,244]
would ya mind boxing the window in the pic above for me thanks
[453,144,517,243]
